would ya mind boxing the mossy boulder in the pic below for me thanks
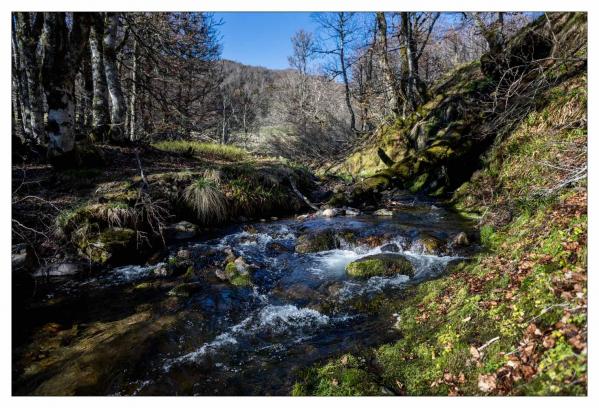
[295,230,340,253]
[416,233,445,254]
[345,253,414,279]
[219,257,253,287]
[76,227,137,265]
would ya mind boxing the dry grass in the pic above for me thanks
[182,177,228,224]
[152,140,248,162]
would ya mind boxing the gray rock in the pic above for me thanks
[34,262,86,277]
[373,208,394,216]
[163,221,199,241]
[380,243,400,252]
[344,207,361,216]
[322,208,340,217]
[295,230,340,253]
[451,232,470,247]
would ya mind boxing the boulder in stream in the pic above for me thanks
[345,253,414,279]
[295,230,340,253]
[373,208,394,216]
[163,221,199,241]
[380,243,400,253]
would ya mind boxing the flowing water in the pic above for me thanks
[12,194,476,396]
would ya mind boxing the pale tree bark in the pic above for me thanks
[41,12,90,158]
[129,37,138,141]
[12,25,29,142]
[15,12,46,144]
[102,12,126,142]
[89,15,110,140]
[376,12,402,116]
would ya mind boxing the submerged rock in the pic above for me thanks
[266,242,292,255]
[345,253,414,279]
[295,230,340,253]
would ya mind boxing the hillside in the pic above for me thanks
[295,12,588,396]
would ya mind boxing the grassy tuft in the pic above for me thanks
[153,140,248,161]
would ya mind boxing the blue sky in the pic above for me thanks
[213,12,318,69]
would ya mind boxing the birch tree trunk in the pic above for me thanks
[102,13,126,142]
[41,13,76,157]
[41,12,90,159]
[89,16,109,141]
[129,37,138,141]
[376,12,402,116]
[12,26,29,141]
[15,12,46,144]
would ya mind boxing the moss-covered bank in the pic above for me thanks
[295,12,587,396]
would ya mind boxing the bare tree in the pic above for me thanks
[313,12,362,132]
[102,13,126,142]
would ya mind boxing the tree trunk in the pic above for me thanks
[11,26,29,142]
[376,12,402,116]
[129,37,138,141]
[339,30,357,132]
[15,12,46,145]
[102,12,126,142]
[41,13,76,157]
[89,16,109,141]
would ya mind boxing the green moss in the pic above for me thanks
[294,355,381,396]
[229,273,252,287]
[345,254,414,278]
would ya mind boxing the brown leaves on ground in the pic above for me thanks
[421,191,587,395]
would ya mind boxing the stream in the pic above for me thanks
[12,193,476,396]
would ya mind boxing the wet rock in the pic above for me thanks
[344,207,361,216]
[416,233,444,254]
[75,227,137,265]
[242,224,258,234]
[168,282,203,297]
[322,208,340,217]
[218,257,253,287]
[346,253,414,279]
[34,262,86,277]
[272,282,323,304]
[176,249,192,260]
[451,231,470,247]
[296,214,311,221]
[295,230,340,253]
[356,235,385,248]
[380,243,400,252]
[336,229,357,245]
[163,220,198,241]
[373,208,394,216]
[266,242,292,255]
[153,263,170,277]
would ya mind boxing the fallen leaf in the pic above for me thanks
[478,374,497,393]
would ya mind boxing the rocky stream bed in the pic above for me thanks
[13,193,477,395]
